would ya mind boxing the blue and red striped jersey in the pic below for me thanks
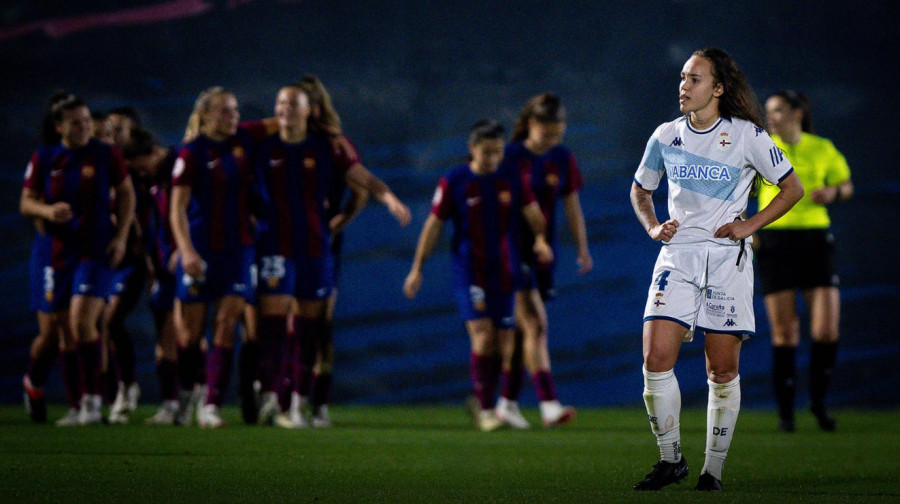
[171,123,267,254]
[255,133,358,259]
[137,147,178,272]
[430,162,535,294]
[504,141,583,252]
[23,138,130,267]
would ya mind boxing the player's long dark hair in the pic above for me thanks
[41,90,87,145]
[510,92,566,142]
[694,48,767,194]
[298,74,343,137]
[770,89,813,133]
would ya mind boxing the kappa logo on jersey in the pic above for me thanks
[769,146,784,167]
[754,126,765,137]
[81,165,95,178]
[668,164,732,181]
[466,196,481,207]
[670,137,683,147]
[269,158,284,167]
[498,190,512,205]
[206,159,219,170]
[717,132,732,151]
[724,319,737,327]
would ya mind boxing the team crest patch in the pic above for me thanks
[717,132,732,151]
[232,146,244,159]
[304,157,316,169]
[81,165,95,178]
[498,190,511,205]
[545,173,559,187]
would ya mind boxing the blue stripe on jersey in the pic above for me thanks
[659,143,741,201]
[641,133,665,173]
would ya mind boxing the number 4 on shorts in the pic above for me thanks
[654,270,670,291]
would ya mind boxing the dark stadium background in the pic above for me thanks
[1,0,897,410]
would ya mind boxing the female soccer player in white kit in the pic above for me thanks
[629,48,803,491]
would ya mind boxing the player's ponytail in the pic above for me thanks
[511,92,566,142]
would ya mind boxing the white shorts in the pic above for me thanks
[643,242,754,341]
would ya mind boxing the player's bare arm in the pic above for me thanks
[404,214,443,299]
[20,188,73,224]
[523,201,554,264]
[715,172,803,240]
[169,185,204,279]
[346,163,411,226]
[563,192,592,274]
[630,182,679,242]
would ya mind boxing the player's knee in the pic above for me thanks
[811,328,839,343]
[643,352,675,373]
[707,367,738,384]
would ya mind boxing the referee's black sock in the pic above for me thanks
[772,346,797,422]
[810,342,837,414]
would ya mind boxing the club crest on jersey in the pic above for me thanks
[717,132,732,151]
[303,157,316,170]
[545,173,559,187]
[232,146,244,159]
[498,190,512,205]
[81,165,95,178]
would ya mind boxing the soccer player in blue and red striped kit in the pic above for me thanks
[21,91,136,425]
[404,119,552,431]
[254,84,410,428]
[123,128,184,424]
[170,87,271,428]
[497,92,591,428]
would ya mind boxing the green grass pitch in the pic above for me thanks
[1,405,898,503]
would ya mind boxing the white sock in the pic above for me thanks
[702,375,741,480]
[642,367,682,462]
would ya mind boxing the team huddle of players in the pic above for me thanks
[19,81,591,432]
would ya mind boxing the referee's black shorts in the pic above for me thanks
[755,228,839,295]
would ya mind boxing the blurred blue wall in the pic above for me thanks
[1,0,898,409]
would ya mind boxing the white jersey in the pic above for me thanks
[634,116,794,245]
